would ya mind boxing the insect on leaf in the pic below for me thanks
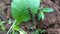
[26,0,40,14]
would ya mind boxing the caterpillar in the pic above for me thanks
[28,8,35,23]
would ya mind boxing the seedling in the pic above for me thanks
[38,7,54,20]
[0,21,5,31]
[11,0,54,34]
[11,0,40,34]
[7,20,27,34]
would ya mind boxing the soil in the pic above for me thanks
[0,0,60,34]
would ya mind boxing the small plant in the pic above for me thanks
[0,21,5,31]
[11,0,40,34]
[38,7,54,20]
[7,20,27,34]
[11,0,54,34]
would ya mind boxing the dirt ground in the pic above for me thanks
[0,0,60,34]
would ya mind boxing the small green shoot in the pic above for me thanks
[38,7,54,20]
[0,21,5,31]
[42,8,54,12]
[7,20,27,34]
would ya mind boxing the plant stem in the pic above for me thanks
[7,20,16,34]
[19,28,27,34]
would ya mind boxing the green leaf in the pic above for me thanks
[42,8,54,12]
[14,25,20,31]
[38,11,44,20]
[26,0,40,14]
[40,0,42,3]
[1,25,5,31]
[38,12,41,20]
[23,10,31,22]
[41,30,46,33]
[11,0,31,23]
[0,21,2,25]
[11,0,40,24]
[0,21,4,25]
[35,29,40,34]
[40,11,44,20]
